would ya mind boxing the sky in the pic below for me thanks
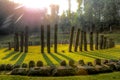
[9,0,78,14]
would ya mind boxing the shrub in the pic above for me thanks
[52,66,76,76]
[36,61,43,67]
[6,64,13,71]
[60,60,67,66]
[29,61,35,68]
[11,68,28,75]
[78,60,85,66]
[69,59,75,67]
[22,63,28,68]
[27,67,51,76]
[13,64,20,69]
[0,64,6,71]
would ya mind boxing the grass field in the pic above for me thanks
[0,72,119,80]
[0,44,120,66]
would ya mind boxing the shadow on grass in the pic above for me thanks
[85,51,117,60]
[15,53,27,65]
[49,53,62,63]
[10,52,22,61]
[73,52,99,59]
[2,51,17,60]
[41,53,54,66]
[56,52,73,60]
[3,49,9,52]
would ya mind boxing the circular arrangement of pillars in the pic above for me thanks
[8,25,115,53]
[68,26,115,52]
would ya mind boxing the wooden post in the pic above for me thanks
[20,31,24,52]
[54,24,58,53]
[100,35,104,49]
[90,32,93,50]
[41,25,44,53]
[83,31,87,51]
[47,25,50,53]
[95,32,99,50]
[24,26,28,53]
[79,30,83,51]
[69,26,74,52]
[74,28,80,52]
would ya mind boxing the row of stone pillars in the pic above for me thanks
[69,26,115,52]
[41,24,58,53]
[8,26,29,53]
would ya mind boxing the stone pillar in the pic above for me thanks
[100,35,104,49]
[69,26,74,52]
[24,26,29,53]
[95,32,99,50]
[20,31,24,52]
[79,30,83,51]
[83,31,87,51]
[74,28,80,52]
[41,25,44,53]
[54,24,58,53]
[14,32,19,51]
[8,42,11,50]
[90,32,93,50]
[47,25,50,53]
[103,37,107,49]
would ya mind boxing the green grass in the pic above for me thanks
[0,72,120,80]
[0,43,120,80]
[0,44,120,66]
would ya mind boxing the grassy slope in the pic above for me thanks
[0,72,120,80]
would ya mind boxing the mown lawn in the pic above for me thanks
[0,44,120,66]
[0,42,120,80]
[0,72,120,80]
